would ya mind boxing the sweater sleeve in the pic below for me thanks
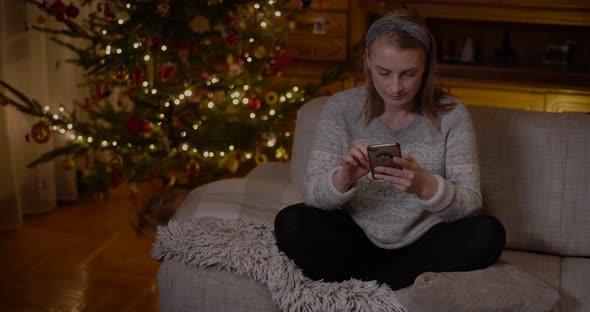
[303,94,357,210]
[419,104,482,221]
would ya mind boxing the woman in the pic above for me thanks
[274,9,506,291]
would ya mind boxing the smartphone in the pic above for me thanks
[367,143,402,179]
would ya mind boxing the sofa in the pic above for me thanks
[154,96,590,312]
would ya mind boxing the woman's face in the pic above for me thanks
[366,38,427,111]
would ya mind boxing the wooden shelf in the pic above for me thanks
[436,63,590,92]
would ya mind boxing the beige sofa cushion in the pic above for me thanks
[465,107,590,257]
[560,257,590,312]
[395,261,559,312]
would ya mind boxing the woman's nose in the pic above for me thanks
[389,77,403,94]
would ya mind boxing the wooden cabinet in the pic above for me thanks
[441,81,590,113]
[448,87,545,111]
[545,93,590,113]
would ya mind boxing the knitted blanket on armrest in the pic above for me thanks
[151,216,407,312]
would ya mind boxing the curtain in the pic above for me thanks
[0,1,83,229]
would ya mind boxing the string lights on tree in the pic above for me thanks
[1,0,345,199]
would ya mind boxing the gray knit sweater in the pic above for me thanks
[303,86,482,249]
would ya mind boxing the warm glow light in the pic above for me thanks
[229,145,235,151]
[87,137,93,143]
[161,45,168,51]
[249,113,256,119]
[144,55,151,61]
[269,109,276,115]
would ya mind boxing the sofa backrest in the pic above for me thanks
[468,106,590,257]
[290,97,590,257]
[290,96,329,192]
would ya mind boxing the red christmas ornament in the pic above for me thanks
[276,49,294,67]
[265,61,281,77]
[50,0,66,21]
[225,34,239,46]
[157,1,171,17]
[189,43,200,56]
[50,0,66,15]
[143,121,153,133]
[151,37,162,47]
[248,97,262,110]
[227,13,235,26]
[109,173,120,188]
[132,66,144,85]
[65,2,79,18]
[125,115,145,136]
[186,160,200,178]
[104,1,116,19]
[83,98,93,111]
[158,63,177,82]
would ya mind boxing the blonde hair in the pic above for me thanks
[362,9,455,130]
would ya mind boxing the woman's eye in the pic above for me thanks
[403,72,416,77]
[378,72,389,76]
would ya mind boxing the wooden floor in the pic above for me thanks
[0,186,161,311]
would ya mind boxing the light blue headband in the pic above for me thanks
[365,18,431,53]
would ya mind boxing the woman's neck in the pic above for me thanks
[379,105,417,131]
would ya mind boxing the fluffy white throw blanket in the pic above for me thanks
[151,216,407,312]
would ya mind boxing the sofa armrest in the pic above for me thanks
[246,162,290,183]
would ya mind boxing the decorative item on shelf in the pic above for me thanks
[313,15,326,35]
[542,40,576,69]
[299,0,312,9]
[459,35,476,64]
[311,0,325,35]
[494,30,516,65]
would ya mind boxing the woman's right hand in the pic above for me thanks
[333,143,371,192]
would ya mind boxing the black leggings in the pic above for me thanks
[274,203,506,290]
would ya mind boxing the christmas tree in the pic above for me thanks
[0,0,344,203]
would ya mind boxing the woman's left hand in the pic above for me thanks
[373,154,438,200]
